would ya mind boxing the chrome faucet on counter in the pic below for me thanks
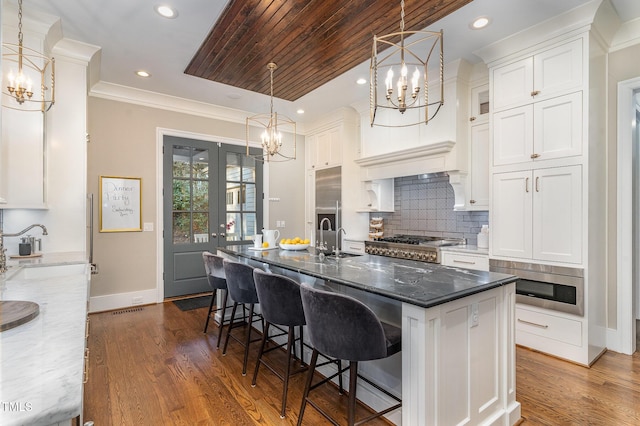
[316,217,332,254]
[334,227,347,257]
[0,223,48,273]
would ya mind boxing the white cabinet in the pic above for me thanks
[308,127,342,170]
[491,165,582,264]
[493,92,582,166]
[441,251,489,271]
[468,122,489,208]
[469,84,490,124]
[492,38,583,111]
[342,239,365,255]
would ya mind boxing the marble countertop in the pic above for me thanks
[0,253,90,426]
[220,246,516,309]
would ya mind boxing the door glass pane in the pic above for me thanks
[225,151,258,242]
[243,156,256,183]
[193,148,209,179]
[173,212,190,244]
[225,212,241,242]
[193,181,208,211]
[243,183,256,210]
[172,145,210,245]
[226,182,241,211]
[193,212,209,243]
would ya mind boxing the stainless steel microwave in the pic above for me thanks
[490,260,584,316]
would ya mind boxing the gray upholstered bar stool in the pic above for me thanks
[298,284,402,426]
[222,259,263,375]
[251,269,307,419]
[201,252,230,348]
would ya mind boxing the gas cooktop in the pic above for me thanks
[364,235,466,263]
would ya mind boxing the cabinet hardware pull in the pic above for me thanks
[525,177,530,193]
[470,116,476,122]
[531,90,540,96]
[453,259,476,265]
[530,153,540,159]
[470,200,476,204]
[517,318,548,329]
[535,177,540,192]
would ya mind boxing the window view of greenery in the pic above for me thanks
[172,146,209,244]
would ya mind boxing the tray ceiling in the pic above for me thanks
[185,0,472,101]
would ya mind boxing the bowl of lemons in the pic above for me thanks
[279,237,310,250]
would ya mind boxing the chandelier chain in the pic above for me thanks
[17,0,24,45]
[400,0,405,32]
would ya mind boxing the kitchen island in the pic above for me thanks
[219,245,521,426]
[0,253,90,426]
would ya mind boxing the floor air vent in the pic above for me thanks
[112,307,145,315]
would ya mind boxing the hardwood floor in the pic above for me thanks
[84,301,390,425]
[84,302,640,425]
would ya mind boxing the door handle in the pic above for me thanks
[531,90,540,97]
[535,176,540,192]
[525,177,529,193]
[530,153,540,159]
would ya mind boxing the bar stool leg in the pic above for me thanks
[251,322,270,386]
[242,303,256,375]
[222,302,239,356]
[297,349,319,426]
[348,361,358,426]
[203,291,216,333]
[215,290,229,348]
[280,326,295,418]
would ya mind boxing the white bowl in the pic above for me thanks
[279,243,310,251]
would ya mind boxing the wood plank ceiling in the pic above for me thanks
[185,0,472,101]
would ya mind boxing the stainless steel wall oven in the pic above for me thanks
[490,260,584,316]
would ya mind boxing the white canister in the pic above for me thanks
[253,234,263,248]
[477,225,489,249]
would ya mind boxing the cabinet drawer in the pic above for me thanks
[441,252,489,271]
[343,240,365,255]
[516,305,582,347]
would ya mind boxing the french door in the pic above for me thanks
[163,136,263,298]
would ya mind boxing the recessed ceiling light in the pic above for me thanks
[356,78,367,85]
[470,16,491,30]
[135,70,151,78]
[297,109,305,115]
[155,5,178,19]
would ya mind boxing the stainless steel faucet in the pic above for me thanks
[317,217,332,252]
[335,227,347,256]
[0,223,48,273]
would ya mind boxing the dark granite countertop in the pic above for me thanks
[219,245,517,309]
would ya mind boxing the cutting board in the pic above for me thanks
[0,301,40,332]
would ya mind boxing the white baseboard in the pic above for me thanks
[89,288,159,313]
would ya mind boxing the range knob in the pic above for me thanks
[428,252,437,262]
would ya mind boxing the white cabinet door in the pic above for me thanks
[532,165,582,263]
[492,38,583,112]
[492,57,534,111]
[311,127,342,170]
[491,171,532,259]
[533,92,582,161]
[533,38,583,101]
[493,105,533,166]
[492,166,582,264]
[306,134,318,170]
[469,123,489,208]
[493,93,582,167]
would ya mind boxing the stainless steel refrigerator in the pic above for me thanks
[315,166,341,252]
